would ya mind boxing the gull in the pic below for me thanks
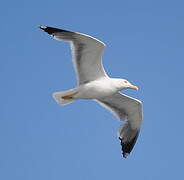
[39,25,143,158]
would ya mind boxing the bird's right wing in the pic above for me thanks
[96,93,143,158]
[40,26,107,85]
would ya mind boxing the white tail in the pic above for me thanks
[52,88,78,106]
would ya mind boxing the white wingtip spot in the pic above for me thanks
[40,25,47,29]
[123,153,129,158]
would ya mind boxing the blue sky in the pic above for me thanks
[1,0,184,179]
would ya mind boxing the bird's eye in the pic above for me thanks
[124,81,128,83]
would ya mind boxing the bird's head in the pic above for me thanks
[114,78,139,91]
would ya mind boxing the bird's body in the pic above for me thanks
[40,25,143,158]
[73,78,126,99]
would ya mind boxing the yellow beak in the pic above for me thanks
[129,85,139,90]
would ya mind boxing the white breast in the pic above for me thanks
[74,78,117,99]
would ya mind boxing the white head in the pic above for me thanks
[113,78,139,91]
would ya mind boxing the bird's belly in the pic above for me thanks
[74,82,116,99]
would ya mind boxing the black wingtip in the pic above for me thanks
[119,132,139,158]
[39,25,50,34]
[39,25,72,35]
[39,25,47,30]
[39,25,54,35]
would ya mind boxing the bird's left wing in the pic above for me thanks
[39,26,107,85]
[96,93,143,158]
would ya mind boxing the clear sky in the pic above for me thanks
[1,0,184,179]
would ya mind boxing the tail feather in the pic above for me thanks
[52,89,77,106]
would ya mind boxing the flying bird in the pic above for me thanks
[39,25,143,158]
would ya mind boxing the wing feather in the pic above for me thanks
[40,26,107,85]
[96,93,143,158]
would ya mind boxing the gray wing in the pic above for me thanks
[40,26,107,85]
[96,93,143,158]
